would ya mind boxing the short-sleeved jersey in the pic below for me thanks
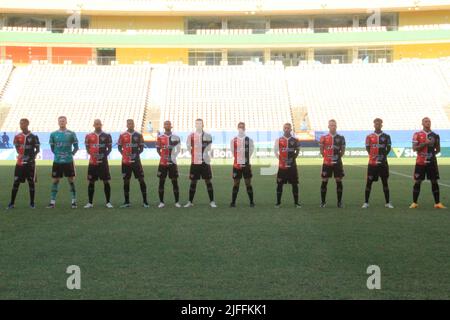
[118,131,144,164]
[14,132,40,166]
[413,130,440,165]
[85,131,112,165]
[231,135,253,169]
[49,130,78,164]
[366,132,391,166]
[156,133,181,166]
[319,133,346,166]
[187,131,212,165]
[274,136,300,169]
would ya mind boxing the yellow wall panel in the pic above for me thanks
[393,43,450,59]
[116,48,188,64]
[90,16,184,30]
[398,10,450,25]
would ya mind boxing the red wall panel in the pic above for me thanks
[5,46,47,63]
[52,47,93,64]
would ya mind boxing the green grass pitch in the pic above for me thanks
[0,158,449,299]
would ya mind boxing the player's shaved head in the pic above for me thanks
[238,122,245,129]
[328,119,337,134]
[19,118,29,132]
[164,120,172,132]
[283,123,292,136]
[93,119,102,132]
[127,119,135,131]
[374,118,383,124]
[422,117,431,130]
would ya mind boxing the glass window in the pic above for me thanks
[188,50,222,65]
[358,48,392,63]
[6,15,46,27]
[187,17,222,34]
[314,49,349,64]
[227,18,266,33]
[271,50,306,66]
[97,48,116,65]
[313,15,353,32]
[51,16,89,33]
[227,50,264,65]
[270,16,309,29]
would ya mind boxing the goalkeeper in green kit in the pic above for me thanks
[47,116,79,209]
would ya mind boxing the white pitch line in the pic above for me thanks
[348,163,450,188]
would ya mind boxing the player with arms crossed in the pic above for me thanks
[274,123,301,208]
[230,122,255,207]
[184,119,216,208]
[156,120,181,208]
[84,119,113,209]
[118,119,149,208]
[7,118,40,209]
[319,119,346,208]
[47,116,79,209]
[410,117,446,209]
[362,118,394,209]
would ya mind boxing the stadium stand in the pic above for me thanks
[286,61,450,131]
[0,65,151,132]
[0,62,13,97]
[148,64,292,131]
[0,60,449,133]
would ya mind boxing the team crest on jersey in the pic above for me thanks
[27,137,32,143]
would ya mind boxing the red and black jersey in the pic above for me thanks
[413,130,440,165]
[156,133,180,166]
[85,131,112,165]
[118,131,144,164]
[366,132,391,166]
[187,131,212,164]
[319,133,346,166]
[231,136,253,169]
[14,132,40,166]
[274,136,300,169]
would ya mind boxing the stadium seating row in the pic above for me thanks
[0,60,449,133]
[286,60,450,130]
[328,26,387,33]
[1,26,49,32]
[0,65,151,132]
[2,24,449,35]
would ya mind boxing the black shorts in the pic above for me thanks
[367,164,389,182]
[321,162,345,179]
[414,161,440,181]
[157,164,179,179]
[277,166,299,184]
[52,162,76,178]
[14,163,37,183]
[122,160,145,180]
[232,165,253,180]
[189,163,212,180]
[88,162,111,182]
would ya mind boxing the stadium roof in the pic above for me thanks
[1,0,450,15]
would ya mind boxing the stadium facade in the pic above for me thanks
[0,0,449,160]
